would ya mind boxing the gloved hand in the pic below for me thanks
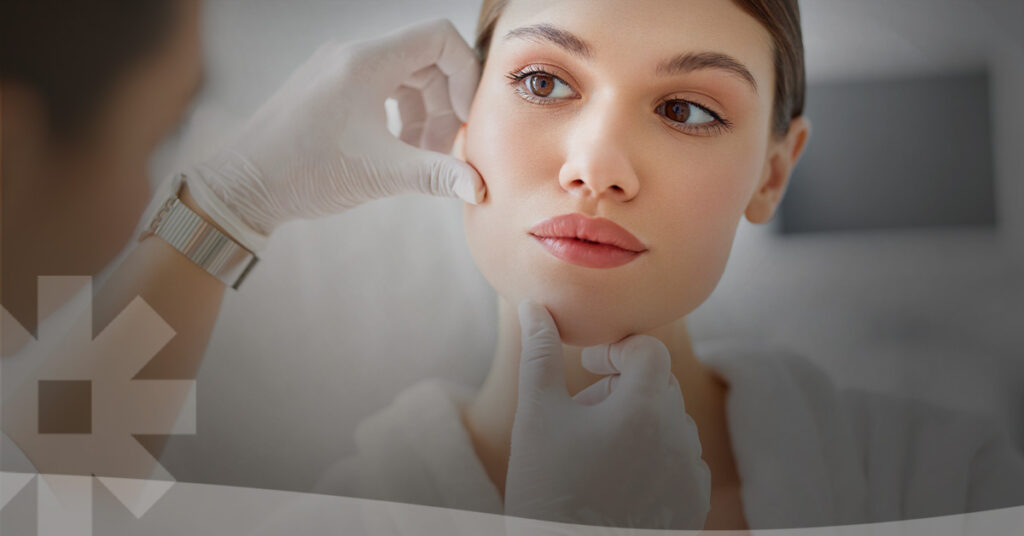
[504,301,712,530]
[183,18,485,252]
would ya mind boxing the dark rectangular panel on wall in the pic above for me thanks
[779,71,996,234]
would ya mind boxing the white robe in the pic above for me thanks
[313,340,1024,530]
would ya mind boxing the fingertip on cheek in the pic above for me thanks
[467,164,489,205]
[475,176,489,204]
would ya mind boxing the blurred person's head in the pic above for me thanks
[455,0,810,345]
[1,0,202,329]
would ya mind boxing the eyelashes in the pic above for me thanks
[505,67,576,103]
[505,66,734,137]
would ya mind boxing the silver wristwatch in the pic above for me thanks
[144,178,259,290]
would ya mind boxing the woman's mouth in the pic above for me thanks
[528,213,648,269]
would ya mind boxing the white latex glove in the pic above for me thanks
[504,301,712,530]
[184,18,485,252]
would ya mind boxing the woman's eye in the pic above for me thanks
[506,69,576,103]
[655,99,732,136]
[659,100,715,125]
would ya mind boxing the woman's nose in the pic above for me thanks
[558,103,641,202]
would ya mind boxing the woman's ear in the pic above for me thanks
[452,122,468,161]
[745,116,811,224]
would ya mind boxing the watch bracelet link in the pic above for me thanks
[146,187,259,290]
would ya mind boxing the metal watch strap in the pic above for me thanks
[147,194,259,290]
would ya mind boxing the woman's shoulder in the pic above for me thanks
[696,338,847,433]
[697,337,1010,438]
[837,382,1024,516]
[698,338,1024,522]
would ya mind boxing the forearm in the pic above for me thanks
[90,183,230,457]
[2,182,238,475]
[94,184,228,377]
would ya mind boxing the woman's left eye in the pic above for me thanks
[657,100,716,125]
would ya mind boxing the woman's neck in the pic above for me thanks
[462,295,733,494]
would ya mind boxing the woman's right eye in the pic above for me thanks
[506,68,577,104]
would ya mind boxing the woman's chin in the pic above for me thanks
[541,298,644,347]
[557,326,630,347]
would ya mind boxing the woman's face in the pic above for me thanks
[460,0,804,346]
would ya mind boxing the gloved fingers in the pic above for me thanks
[404,64,453,115]
[571,374,619,406]
[675,408,712,503]
[408,67,464,153]
[578,339,673,406]
[419,110,461,153]
[606,335,672,403]
[446,51,481,123]
[405,19,481,123]
[403,62,442,91]
[662,375,690,435]
[393,85,427,147]
[666,374,686,406]
[580,345,618,376]
[516,300,571,408]
[661,375,707,469]
[389,139,485,204]
[355,18,481,122]
[394,64,459,150]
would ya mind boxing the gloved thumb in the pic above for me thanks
[396,143,486,204]
[516,300,570,408]
[610,335,673,402]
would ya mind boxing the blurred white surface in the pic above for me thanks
[149,0,1024,492]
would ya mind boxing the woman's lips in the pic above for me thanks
[528,213,648,269]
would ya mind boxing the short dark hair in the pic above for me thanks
[0,0,177,140]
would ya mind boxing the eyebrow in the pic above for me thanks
[504,23,595,60]
[503,23,758,94]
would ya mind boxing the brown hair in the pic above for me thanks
[0,0,177,141]
[473,0,805,138]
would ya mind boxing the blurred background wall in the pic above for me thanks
[141,0,1024,493]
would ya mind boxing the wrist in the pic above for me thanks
[178,182,237,243]
[140,173,260,289]
[183,159,272,253]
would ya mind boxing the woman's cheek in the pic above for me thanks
[645,148,754,315]
[461,112,523,295]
